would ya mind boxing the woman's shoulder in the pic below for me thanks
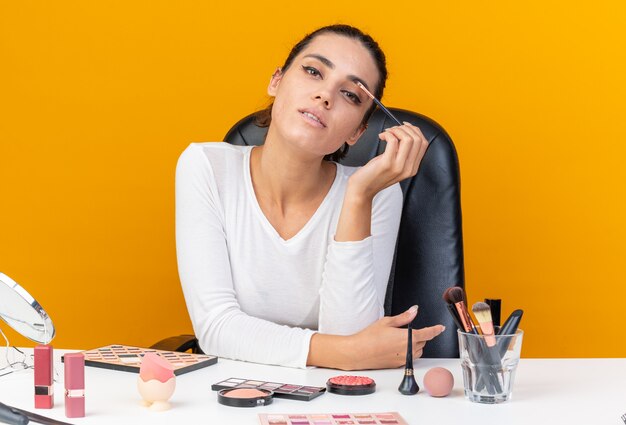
[178,142,250,169]
[176,142,251,185]
[180,142,250,160]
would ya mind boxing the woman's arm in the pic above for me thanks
[176,145,314,368]
[317,122,430,335]
[309,306,445,370]
[310,123,444,368]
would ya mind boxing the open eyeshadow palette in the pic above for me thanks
[66,344,218,376]
[259,412,408,425]
[212,377,326,401]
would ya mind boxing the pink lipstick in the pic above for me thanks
[34,344,54,409]
[64,353,85,418]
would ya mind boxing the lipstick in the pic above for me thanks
[64,353,85,418]
[34,344,54,409]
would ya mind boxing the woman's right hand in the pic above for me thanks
[308,306,445,370]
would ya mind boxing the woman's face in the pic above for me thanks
[267,33,379,159]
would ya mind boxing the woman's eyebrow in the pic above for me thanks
[302,53,370,90]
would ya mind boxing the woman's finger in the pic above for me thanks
[413,325,446,342]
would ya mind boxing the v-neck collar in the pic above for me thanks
[243,146,342,245]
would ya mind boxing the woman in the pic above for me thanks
[176,24,445,370]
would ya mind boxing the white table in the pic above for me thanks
[1,349,625,425]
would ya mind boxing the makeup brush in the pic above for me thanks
[444,287,494,394]
[472,302,496,347]
[446,287,477,334]
[398,323,419,395]
[442,287,465,331]
[497,309,524,357]
[355,81,403,126]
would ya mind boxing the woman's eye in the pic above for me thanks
[302,66,321,77]
[342,90,362,104]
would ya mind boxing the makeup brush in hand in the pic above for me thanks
[472,302,497,347]
[398,323,419,395]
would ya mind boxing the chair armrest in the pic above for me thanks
[150,334,204,354]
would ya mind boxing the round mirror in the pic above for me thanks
[0,273,55,344]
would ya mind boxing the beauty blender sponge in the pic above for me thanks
[139,353,175,383]
[423,367,454,397]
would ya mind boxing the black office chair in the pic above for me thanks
[153,107,465,358]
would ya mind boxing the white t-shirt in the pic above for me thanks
[175,142,402,368]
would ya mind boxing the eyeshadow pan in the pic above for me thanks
[280,384,300,391]
[266,415,287,425]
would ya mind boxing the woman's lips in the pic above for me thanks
[299,110,326,128]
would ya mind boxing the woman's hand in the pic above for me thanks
[308,306,445,370]
[348,122,429,200]
[334,122,429,242]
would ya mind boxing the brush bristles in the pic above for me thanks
[355,81,375,100]
[447,286,466,304]
[442,287,454,304]
[472,302,493,325]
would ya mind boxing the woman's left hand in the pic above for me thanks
[347,122,429,199]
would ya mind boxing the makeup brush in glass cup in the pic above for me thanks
[472,302,496,347]
[355,81,403,126]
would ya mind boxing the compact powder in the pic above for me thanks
[327,375,376,395]
[218,388,273,407]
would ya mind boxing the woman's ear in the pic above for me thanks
[346,123,368,146]
[267,68,283,96]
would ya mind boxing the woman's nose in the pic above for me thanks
[314,94,331,108]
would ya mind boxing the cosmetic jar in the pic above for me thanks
[326,375,376,396]
[217,388,273,407]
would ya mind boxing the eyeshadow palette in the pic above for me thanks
[259,412,408,425]
[64,345,217,376]
[212,377,326,401]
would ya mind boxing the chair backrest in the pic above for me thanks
[224,108,465,358]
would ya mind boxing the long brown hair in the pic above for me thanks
[255,24,388,162]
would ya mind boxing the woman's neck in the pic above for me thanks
[250,141,336,212]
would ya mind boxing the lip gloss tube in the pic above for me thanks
[64,353,85,418]
[34,344,54,409]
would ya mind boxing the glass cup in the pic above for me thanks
[457,327,523,404]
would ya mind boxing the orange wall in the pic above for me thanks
[1,2,624,357]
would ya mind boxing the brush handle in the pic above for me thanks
[374,100,403,126]
[496,309,523,357]
[445,304,464,330]
[0,403,28,425]
[405,323,413,365]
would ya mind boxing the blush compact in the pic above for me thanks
[326,375,376,396]
[217,388,273,407]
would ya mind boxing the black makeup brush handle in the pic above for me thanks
[471,339,504,395]
[0,403,29,425]
[496,310,523,358]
